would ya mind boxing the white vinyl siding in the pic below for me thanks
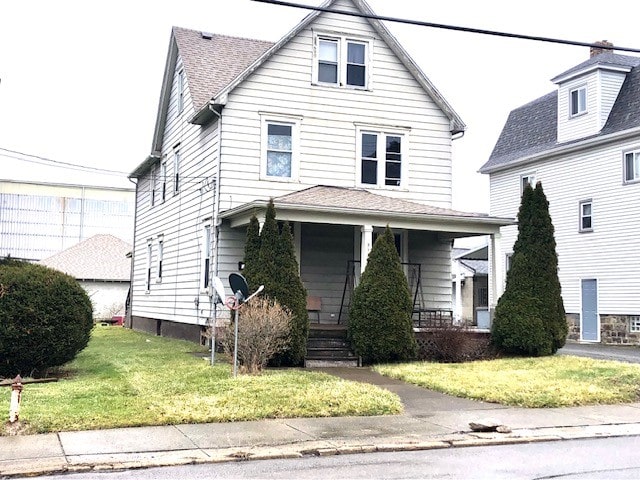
[489,137,640,316]
[218,0,452,209]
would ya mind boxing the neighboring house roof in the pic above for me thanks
[459,259,488,276]
[220,185,515,231]
[480,53,640,174]
[39,234,132,281]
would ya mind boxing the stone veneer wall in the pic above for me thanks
[566,313,580,341]
[600,314,640,345]
[566,313,640,344]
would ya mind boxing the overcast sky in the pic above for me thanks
[1,0,638,211]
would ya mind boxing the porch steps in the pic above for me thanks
[304,325,359,368]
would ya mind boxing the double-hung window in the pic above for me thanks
[624,150,640,183]
[200,222,212,291]
[520,173,536,194]
[160,161,167,202]
[156,236,164,282]
[261,114,301,181]
[359,129,405,187]
[570,86,587,116]
[177,69,185,114]
[150,170,156,208]
[173,148,180,195]
[579,200,593,232]
[145,241,152,292]
[315,34,370,88]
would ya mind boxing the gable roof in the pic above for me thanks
[39,234,132,282]
[142,0,465,162]
[480,53,640,174]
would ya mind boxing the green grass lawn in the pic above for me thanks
[375,356,640,408]
[0,326,401,434]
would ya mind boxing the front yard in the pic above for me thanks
[375,355,640,407]
[0,326,401,435]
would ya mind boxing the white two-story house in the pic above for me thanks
[128,0,512,347]
[480,42,640,344]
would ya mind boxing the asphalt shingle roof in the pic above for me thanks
[39,234,132,281]
[173,27,274,113]
[275,185,491,218]
[481,53,640,173]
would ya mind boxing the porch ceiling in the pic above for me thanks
[219,186,515,236]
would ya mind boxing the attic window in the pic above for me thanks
[570,86,587,116]
[313,33,371,89]
[201,32,213,40]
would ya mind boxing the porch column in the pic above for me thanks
[360,225,373,273]
[454,260,463,321]
[489,231,503,310]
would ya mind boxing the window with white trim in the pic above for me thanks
[261,115,301,181]
[150,169,156,208]
[314,34,370,88]
[156,237,164,283]
[177,69,184,113]
[579,200,593,232]
[200,222,212,291]
[173,148,180,195]
[358,130,405,187]
[505,253,513,272]
[624,150,640,183]
[520,173,536,194]
[145,241,152,292]
[630,316,640,333]
[570,86,587,116]
[160,161,167,202]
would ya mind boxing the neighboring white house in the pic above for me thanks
[452,245,489,329]
[480,42,640,344]
[128,0,513,347]
[39,234,132,321]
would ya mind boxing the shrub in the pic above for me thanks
[416,326,497,363]
[220,296,292,374]
[491,182,567,356]
[242,215,261,292]
[245,200,309,366]
[348,226,417,364]
[0,259,93,378]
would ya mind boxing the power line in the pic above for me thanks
[252,0,640,54]
[0,147,130,176]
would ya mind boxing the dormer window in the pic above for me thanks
[570,86,587,116]
[314,33,371,89]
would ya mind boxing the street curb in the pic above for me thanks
[3,426,640,478]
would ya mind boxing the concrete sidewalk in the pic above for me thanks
[3,368,640,477]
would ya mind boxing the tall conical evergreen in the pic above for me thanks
[492,182,567,356]
[249,200,309,366]
[242,215,261,292]
[270,221,308,366]
[348,226,417,364]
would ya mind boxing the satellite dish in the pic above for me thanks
[229,273,249,301]
[212,277,226,304]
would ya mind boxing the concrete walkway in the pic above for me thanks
[3,367,640,477]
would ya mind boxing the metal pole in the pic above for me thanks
[233,306,239,377]
[210,301,217,366]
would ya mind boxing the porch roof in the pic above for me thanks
[219,186,514,236]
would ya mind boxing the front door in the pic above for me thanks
[581,279,598,342]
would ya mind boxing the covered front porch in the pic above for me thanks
[220,186,514,329]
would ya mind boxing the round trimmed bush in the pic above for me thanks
[0,259,93,377]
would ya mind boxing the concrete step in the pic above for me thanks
[307,338,351,349]
[304,357,360,368]
[307,347,355,358]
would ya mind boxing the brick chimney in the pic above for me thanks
[590,40,614,58]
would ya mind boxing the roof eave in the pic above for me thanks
[480,125,640,175]
[129,154,161,179]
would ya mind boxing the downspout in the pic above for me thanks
[126,176,139,329]
[208,104,223,355]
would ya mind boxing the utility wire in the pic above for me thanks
[0,146,130,176]
[252,0,640,54]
